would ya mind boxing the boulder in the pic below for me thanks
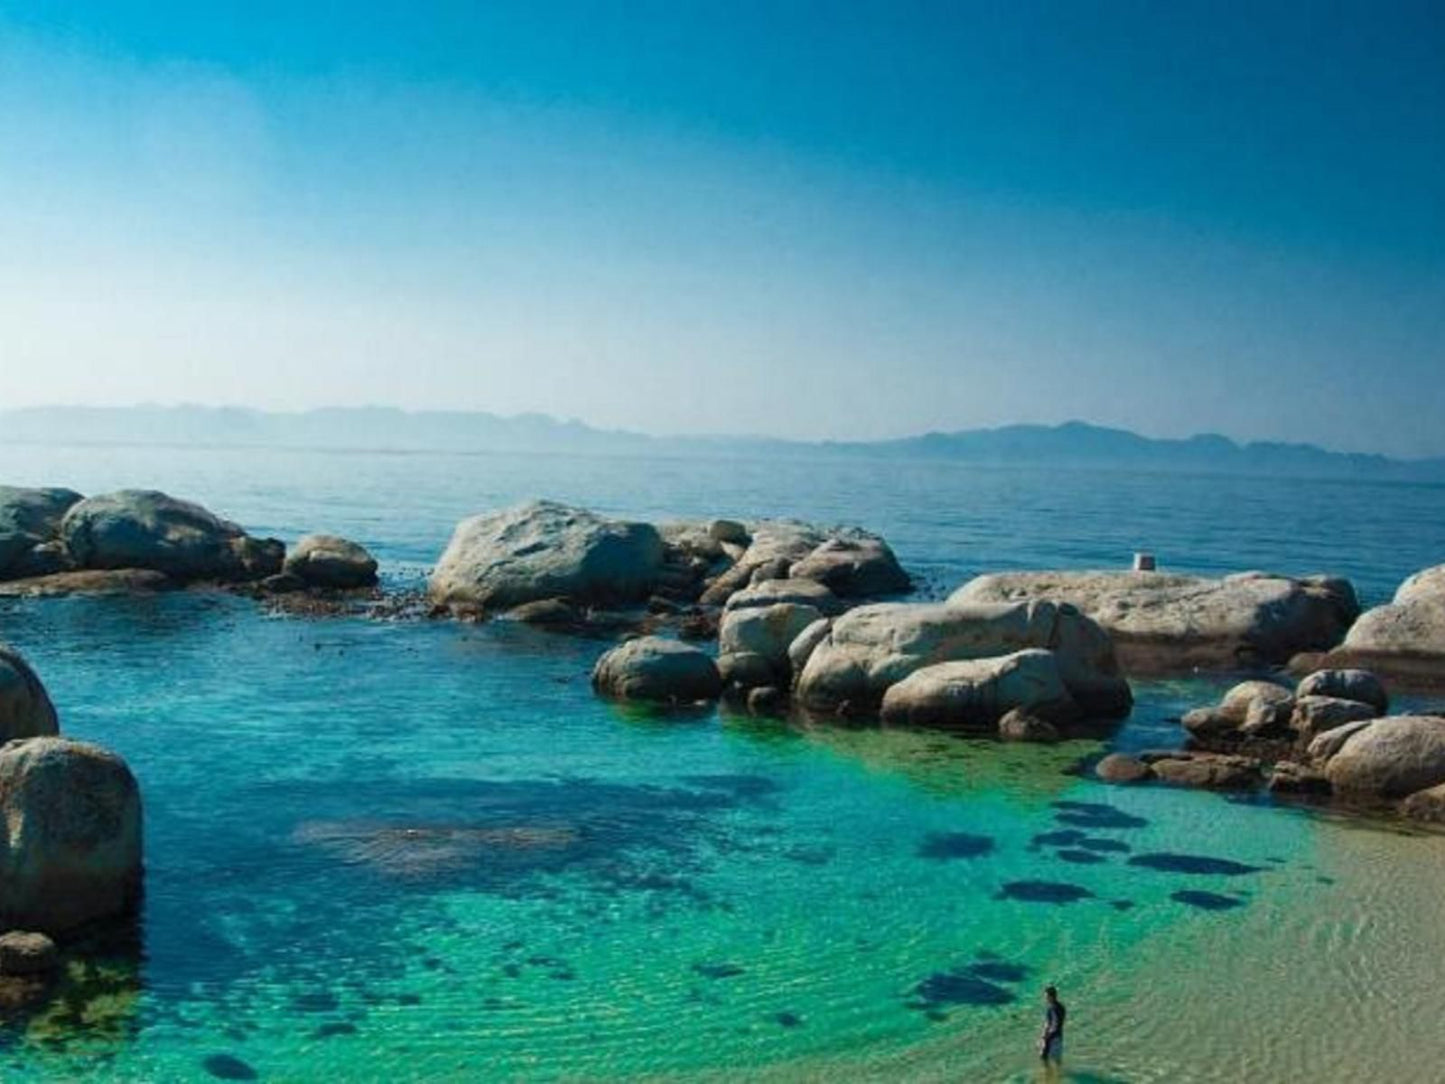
[1295,669,1388,714]
[429,501,664,611]
[59,490,282,582]
[1145,751,1263,790]
[709,520,750,547]
[0,931,58,976]
[503,598,580,627]
[1288,696,1378,741]
[1394,564,1445,606]
[787,618,832,678]
[1266,762,1332,796]
[1096,753,1153,784]
[787,531,910,597]
[950,570,1357,670]
[1323,715,1445,799]
[697,521,827,606]
[997,708,1061,743]
[746,686,787,716]
[797,599,1131,718]
[723,578,844,616]
[283,534,378,589]
[0,737,143,934]
[591,637,721,704]
[1306,719,1375,763]
[0,487,82,579]
[1400,782,1445,823]
[1219,680,1294,721]
[717,651,780,693]
[1339,597,1445,660]
[879,649,1079,730]
[0,645,59,743]
[719,603,825,672]
[1181,707,1237,739]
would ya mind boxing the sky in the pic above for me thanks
[1,2,1442,455]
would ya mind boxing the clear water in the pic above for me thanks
[1,443,1444,1082]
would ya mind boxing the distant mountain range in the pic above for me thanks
[2,405,1442,481]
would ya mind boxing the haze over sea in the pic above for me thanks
[3,439,1445,1081]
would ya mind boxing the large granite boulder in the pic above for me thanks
[1321,715,1445,799]
[430,501,665,611]
[1183,680,1294,740]
[283,534,378,589]
[0,737,143,934]
[795,599,1131,718]
[951,570,1357,670]
[1394,564,1445,606]
[1301,565,1445,685]
[879,649,1077,730]
[723,578,844,616]
[787,531,910,597]
[719,602,826,673]
[60,490,282,582]
[0,645,59,743]
[0,487,83,579]
[591,637,721,704]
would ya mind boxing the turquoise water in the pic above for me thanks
[2,444,1445,1081]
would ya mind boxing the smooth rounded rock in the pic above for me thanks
[59,490,281,582]
[787,532,910,597]
[717,651,780,693]
[430,500,664,611]
[719,603,825,672]
[1400,782,1445,823]
[787,618,832,678]
[997,708,1060,743]
[0,645,59,744]
[1289,695,1379,741]
[879,649,1079,730]
[1149,753,1263,791]
[0,737,144,934]
[722,578,843,616]
[0,487,83,579]
[1394,564,1445,606]
[284,534,378,589]
[1096,753,1153,784]
[1324,715,1445,799]
[1295,669,1388,714]
[591,637,721,704]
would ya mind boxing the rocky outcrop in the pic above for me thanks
[1319,715,1445,799]
[0,487,82,579]
[879,649,1078,730]
[0,645,59,743]
[283,534,378,589]
[1298,565,1445,687]
[795,599,1131,719]
[430,501,665,611]
[951,570,1357,670]
[591,637,721,704]
[59,490,282,582]
[0,737,144,934]
[0,569,176,598]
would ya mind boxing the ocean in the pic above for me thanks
[2,442,1444,1082]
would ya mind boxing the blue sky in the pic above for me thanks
[1,2,1442,454]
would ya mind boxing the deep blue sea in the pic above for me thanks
[2,443,1444,1082]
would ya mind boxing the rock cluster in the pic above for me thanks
[1097,663,1445,822]
[0,486,378,599]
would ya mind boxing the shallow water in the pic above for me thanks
[1,444,1444,1081]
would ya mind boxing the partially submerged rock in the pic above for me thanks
[430,501,664,611]
[0,568,175,598]
[1289,695,1378,741]
[951,570,1357,670]
[0,487,83,579]
[1400,782,1445,824]
[1295,669,1388,714]
[879,649,1078,731]
[591,637,721,704]
[0,737,144,934]
[283,534,378,589]
[1146,751,1263,791]
[1095,753,1153,784]
[0,645,59,743]
[997,707,1060,743]
[796,599,1131,718]
[60,490,282,582]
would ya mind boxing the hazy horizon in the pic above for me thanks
[2,3,1442,455]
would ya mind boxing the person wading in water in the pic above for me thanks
[1039,985,1066,1069]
